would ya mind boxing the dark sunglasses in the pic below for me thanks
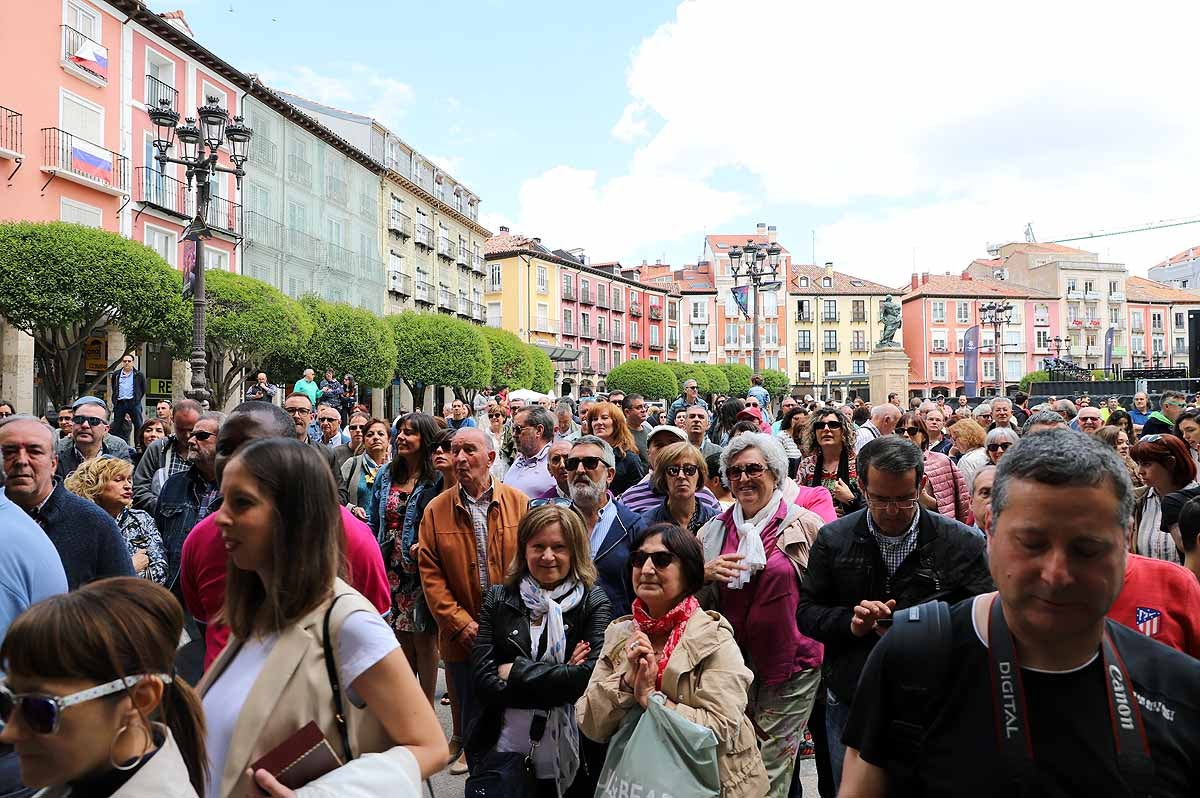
[630,550,678,569]
[434,442,454,453]
[726,463,768,480]
[348,424,364,431]
[73,415,107,427]
[318,417,340,424]
[0,675,170,735]
[489,413,504,419]
[898,426,923,437]
[187,430,217,441]
[665,464,699,477]
[811,420,841,431]
[529,497,573,509]
[566,456,607,471]
[986,442,1013,453]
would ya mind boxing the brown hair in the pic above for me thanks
[949,418,986,451]
[1130,433,1197,488]
[221,438,344,639]
[650,441,708,494]
[587,401,637,456]
[505,504,598,589]
[1,578,208,794]
[64,456,133,504]
[897,412,930,451]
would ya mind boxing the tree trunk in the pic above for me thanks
[403,380,425,412]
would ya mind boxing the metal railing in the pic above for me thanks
[630,302,643,317]
[243,210,283,250]
[611,327,623,343]
[562,320,575,336]
[388,271,412,296]
[822,312,840,322]
[287,153,312,186]
[437,237,454,259]
[596,294,609,309]
[579,288,594,305]
[438,288,454,310]
[472,253,485,274]
[823,343,840,353]
[458,296,472,316]
[388,210,413,238]
[473,302,485,322]
[534,319,559,333]
[580,324,593,339]
[612,297,624,312]
[562,284,576,301]
[649,340,663,350]
[326,242,355,272]
[134,167,190,217]
[458,246,470,266]
[851,340,869,352]
[325,173,349,205]
[795,342,812,352]
[690,341,709,352]
[145,75,177,113]
[286,227,322,259]
[203,194,241,236]
[61,26,108,82]
[42,128,127,192]
[851,313,867,322]
[250,136,277,170]
[414,281,433,303]
[649,306,663,320]
[415,224,434,249]
[0,105,21,156]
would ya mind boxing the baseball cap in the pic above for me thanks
[647,425,687,444]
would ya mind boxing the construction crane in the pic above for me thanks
[1046,214,1200,244]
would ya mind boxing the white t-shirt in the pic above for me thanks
[202,609,399,798]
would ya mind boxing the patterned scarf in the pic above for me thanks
[632,595,700,690]
[518,576,585,794]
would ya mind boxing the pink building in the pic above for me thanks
[902,271,1061,397]
[1124,276,1200,370]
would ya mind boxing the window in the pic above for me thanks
[1153,336,1165,354]
[61,90,103,144]
[67,1,101,40]
[1109,280,1119,294]
[144,225,176,266]
[1006,358,1022,380]
[599,349,607,373]
[201,81,228,116]
[537,303,549,331]
[650,326,660,346]
[629,321,638,342]
[933,360,947,379]
[956,330,966,352]
[581,312,590,333]
[1036,330,1050,349]
[145,48,175,100]
[1176,312,1186,329]
[60,197,101,227]
[612,351,622,368]
[668,300,678,321]
[287,200,307,233]
[1110,307,1121,324]
[1132,336,1145,354]
[562,273,574,292]
[931,301,945,323]
[796,299,811,319]
[1005,331,1022,348]
[982,359,996,380]
[761,325,777,345]
[797,360,811,377]
[487,302,502,327]
[932,332,947,351]
[597,316,606,338]
[824,359,838,375]
[1175,336,1185,352]
[822,276,832,288]
[1067,278,1077,293]
[797,330,811,350]
[852,360,866,375]
[957,360,965,380]
[206,249,229,273]
[823,299,837,321]
[390,194,404,215]
[726,324,739,346]
[612,287,622,308]
[327,217,344,247]
[581,278,590,300]
[597,284,607,306]
[668,327,679,349]
[489,264,502,292]
[798,276,809,287]
[956,301,970,324]
[852,299,865,320]
[1132,310,1144,329]
[536,265,547,293]
[691,327,707,347]
[691,299,707,322]
[562,309,573,334]
[851,331,866,351]
[389,251,405,274]
[823,330,838,351]
[1152,312,1164,331]
[763,292,778,317]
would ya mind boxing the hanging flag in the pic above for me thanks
[69,138,113,183]
[181,240,196,299]
[69,39,109,80]
[1104,326,1115,370]
[732,285,750,319]
[963,325,981,397]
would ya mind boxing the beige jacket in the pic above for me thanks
[37,729,199,798]
[576,610,769,798]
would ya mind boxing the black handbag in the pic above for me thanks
[464,713,548,798]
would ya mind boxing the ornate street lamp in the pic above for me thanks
[149,96,252,404]
[729,239,782,373]
[980,300,1014,396]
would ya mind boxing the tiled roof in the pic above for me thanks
[1125,276,1200,304]
[902,273,1057,301]
[1009,242,1092,255]
[485,231,671,294]
[789,264,894,295]
[1151,245,1200,269]
[705,234,791,256]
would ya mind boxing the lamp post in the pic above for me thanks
[728,239,782,374]
[1051,335,1067,360]
[148,96,252,404]
[980,300,1014,396]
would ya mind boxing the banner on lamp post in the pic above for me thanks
[181,239,197,299]
[1104,326,1115,369]
[731,285,750,319]
[963,325,981,397]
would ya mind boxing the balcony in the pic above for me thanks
[851,341,869,353]
[243,211,283,251]
[851,313,867,323]
[42,128,127,195]
[611,327,624,343]
[932,345,948,353]
[596,294,610,309]
[437,288,454,310]
[145,75,178,115]
[649,341,663,351]
[134,167,190,218]
[1070,345,1086,357]
[325,173,349,206]
[457,246,470,267]
[1085,318,1102,328]
[561,284,576,301]
[629,301,643,317]
[1085,291,1101,302]
[286,153,312,186]
[795,341,812,352]
[1067,290,1084,300]
[668,337,678,351]
[1109,291,1126,303]
[326,242,355,273]
[579,288,594,305]
[473,302,485,323]
[415,224,434,250]
[822,312,840,323]
[1111,345,1127,357]
[580,325,593,339]
[457,296,472,318]
[823,343,841,353]
[562,321,575,336]
[437,237,454,260]
[414,280,433,304]
[1152,324,1165,333]
[1109,319,1125,330]
[795,311,813,322]
[388,210,413,239]
[61,26,108,86]
[203,195,241,236]
[629,335,641,347]
[690,341,710,353]
[250,136,278,171]
[472,253,485,275]
[650,306,663,320]
[533,319,558,334]
[612,297,624,313]
[286,226,321,257]
[595,328,608,342]
[387,271,412,296]
[1174,344,1189,355]
[0,105,22,161]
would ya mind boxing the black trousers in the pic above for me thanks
[111,398,143,444]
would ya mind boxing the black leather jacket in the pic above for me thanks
[468,582,612,753]
[796,506,994,705]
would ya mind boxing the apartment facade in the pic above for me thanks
[1123,276,1200,369]
[672,262,720,367]
[1147,245,1200,291]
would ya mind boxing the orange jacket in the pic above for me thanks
[417,481,528,662]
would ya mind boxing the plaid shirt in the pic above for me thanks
[866,506,921,585]
[460,482,495,590]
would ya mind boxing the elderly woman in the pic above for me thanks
[587,401,646,495]
[642,441,720,533]
[471,505,612,797]
[972,402,993,427]
[696,434,824,797]
[985,426,1019,465]
[64,456,167,583]
[924,406,952,455]
[1131,433,1197,564]
[342,417,391,520]
[578,523,769,798]
[896,412,970,523]
[798,408,862,517]
[948,418,988,481]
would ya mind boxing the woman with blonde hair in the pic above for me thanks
[642,441,719,533]
[65,457,167,583]
[1094,424,1144,488]
[947,417,988,486]
[586,401,646,495]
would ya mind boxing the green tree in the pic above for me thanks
[0,222,189,408]
[271,297,397,389]
[666,362,711,395]
[527,345,555,394]
[760,368,791,399]
[718,363,753,397]
[203,270,313,409]
[389,312,491,412]
[700,364,730,396]
[1018,370,1049,392]
[482,327,534,390]
[606,360,678,401]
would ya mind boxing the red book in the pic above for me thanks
[250,721,344,790]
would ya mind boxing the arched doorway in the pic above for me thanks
[561,378,574,398]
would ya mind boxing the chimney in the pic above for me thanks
[767,225,778,244]
[655,258,662,266]
[532,237,541,245]
[960,271,972,280]
[756,222,767,238]
[910,274,919,290]
[921,272,930,285]
[499,225,509,233]
[824,262,834,279]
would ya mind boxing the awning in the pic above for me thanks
[537,344,582,363]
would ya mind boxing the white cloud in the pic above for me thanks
[426,153,466,181]
[611,102,649,143]
[258,64,414,132]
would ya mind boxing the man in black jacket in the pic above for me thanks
[797,435,993,792]
[109,354,147,444]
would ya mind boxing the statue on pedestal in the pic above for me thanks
[877,295,902,349]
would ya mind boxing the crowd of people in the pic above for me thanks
[0,370,1198,798]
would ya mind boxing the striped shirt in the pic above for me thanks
[618,473,722,515]
[460,483,495,590]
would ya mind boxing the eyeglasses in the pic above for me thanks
[73,416,107,427]
[986,442,1013,453]
[0,674,171,735]
[811,420,841,431]
[318,416,340,424]
[864,493,918,511]
[348,424,364,432]
[725,463,768,481]
[566,455,608,471]
[665,464,699,477]
[284,406,312,416]
[489,413,504,419]
[188,430,216,441]
[434,442,454,454]
[898,427,923,437]
[630,550,678,569]
[529,497,573,510]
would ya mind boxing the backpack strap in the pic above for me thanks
[323,593,353,762]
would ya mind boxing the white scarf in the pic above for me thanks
[518,576,585,793]
[725,489,780,589]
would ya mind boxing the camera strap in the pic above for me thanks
[987,595,1155,794]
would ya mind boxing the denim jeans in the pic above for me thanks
[447,661,480,757]
[825,689,852,794]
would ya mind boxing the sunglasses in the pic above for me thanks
[898,427,923,437]
[630,550,678,569]
[188,430,216,441]
[566,455,608,471]
[665,464,699,477]
[318,417,340,424]
[73,416,107,427]
[986,442,1013,453]
[0,411,12,418]
[348,424,364,432]
[726,463,768,480]
[529,497,573,510]
[811,421,841,431]
[0,674,171,735]
[434,442,454,454]
[489,413,504,419]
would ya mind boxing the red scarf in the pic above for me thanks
[632,595,700,690]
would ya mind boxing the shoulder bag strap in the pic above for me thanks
[323,593,353,762]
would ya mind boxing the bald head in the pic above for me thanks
[871,403,901,434]
[215,402,298,482]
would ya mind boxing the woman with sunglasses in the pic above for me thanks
[485,404,510,480]
[798,409,862,517]
[579,522,768,798]
[586,401,646,496]
[641,442,719,533]
[984,426,1019,465]
[695,434,824,797]
[369,413,443,708]
[345,411,370,454]
[895,412,970,523]
[1130,434,1197,564]
[469,504,611,797]
[0,577,207,796]
[431,428,459,495]
[341,417,390,521]
[65,457,169,584]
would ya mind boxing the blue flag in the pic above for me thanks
[963,325,981,397]
[732,285,750,319]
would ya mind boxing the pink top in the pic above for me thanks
[792,484,837,523]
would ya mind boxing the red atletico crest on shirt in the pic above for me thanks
[1135,607,1161,637]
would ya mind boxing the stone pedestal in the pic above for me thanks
[868,347,910,403]
[0,324,36,414]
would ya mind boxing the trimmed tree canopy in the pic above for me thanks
[760,368,791,399]
[666,362,711,395]
[482,327,533,390]
[0,221,189,407]
[285,297,397,388]
[606,360,678,401]
[700,364,730,396]
[718,363,753,397]
[527,345,555,394]
[391,312,491,408]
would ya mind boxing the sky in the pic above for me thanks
[159,0,1200,287]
